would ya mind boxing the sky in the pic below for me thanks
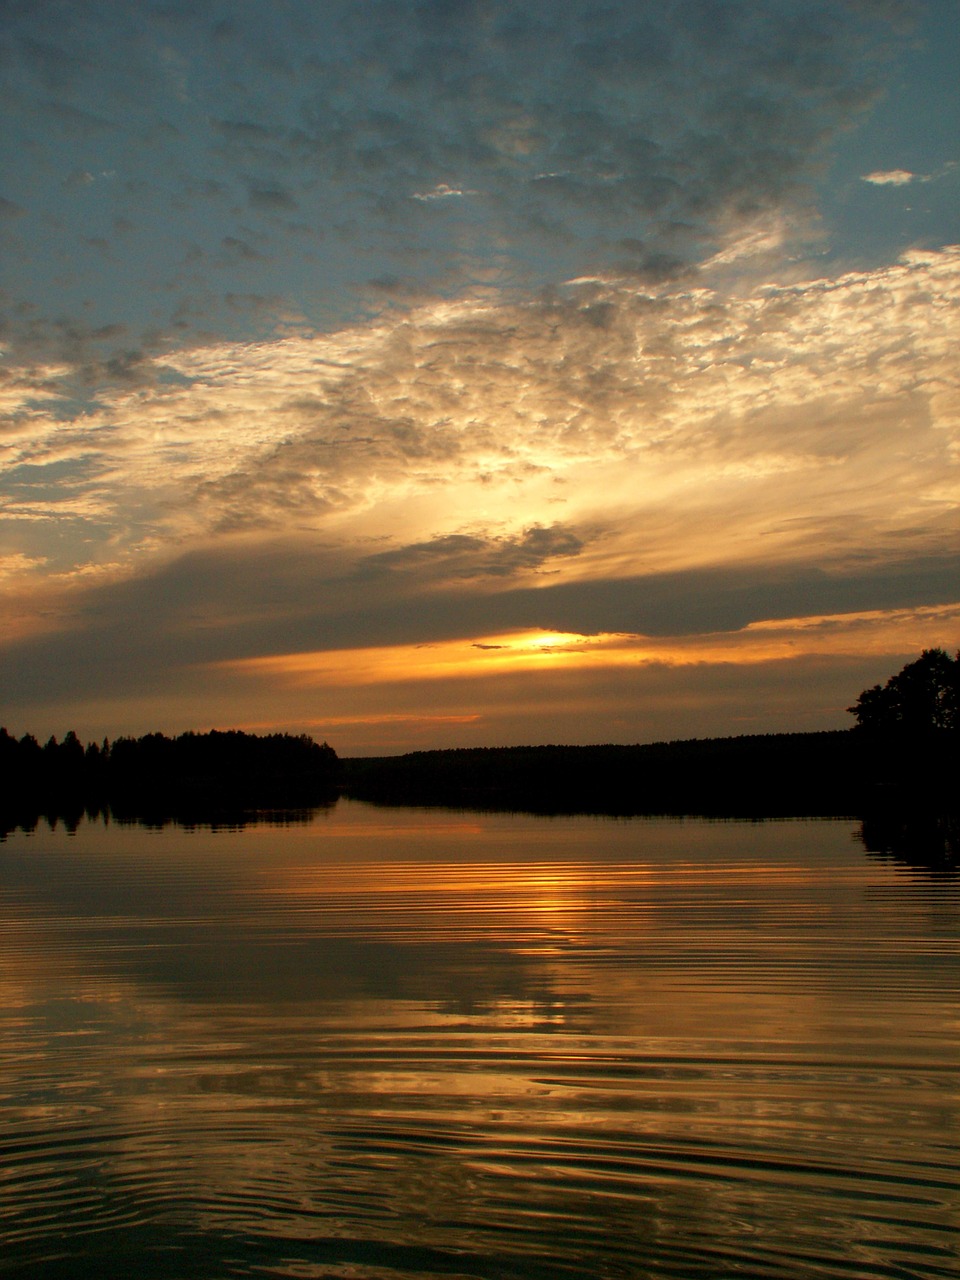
[1,0,958,755]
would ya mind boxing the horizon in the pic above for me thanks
[2,2,958,753]
[0,716,875,762]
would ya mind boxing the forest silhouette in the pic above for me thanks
[344,650,959,817]
[0,728,339,835]
[2,650,957,838]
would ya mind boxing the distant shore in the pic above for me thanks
[2,727,957,839]
[340,729,959,819]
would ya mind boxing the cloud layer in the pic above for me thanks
[2,1,958,749]
[3,244,958,745]
[4,247,958,579]
[2,0,903,365]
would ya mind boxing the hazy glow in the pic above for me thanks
[5,247,959,589]
[219,605,960,691]
[1,1,958,749]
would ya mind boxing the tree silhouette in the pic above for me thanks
[0,726,340,819]
[847,648,959,733]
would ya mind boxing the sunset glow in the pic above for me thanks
[1,1,957,751]
[219,606,960,691]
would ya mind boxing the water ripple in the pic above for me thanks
[0,808,957,1278]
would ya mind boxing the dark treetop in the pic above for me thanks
[847,648,959,734]
[0,728,340,827]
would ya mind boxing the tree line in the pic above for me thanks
[345,650,959,817]
[0,727,340,816]
[2,650,956,830]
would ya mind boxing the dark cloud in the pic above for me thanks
[362,533,487,571]
[245,182,299,212]
[2,542,956,710]
[220,235,265,262]
[69,346,156,389]
[38,98,115,136]
[360,524,584,579]
[223,292,288,318]
[12,32,93,92]
[0,0,912,364]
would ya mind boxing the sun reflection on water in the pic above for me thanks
[0,806,957,1279]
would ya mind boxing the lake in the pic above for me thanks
[1,801,957,1279]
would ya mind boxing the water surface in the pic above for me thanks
[1,802,957,1278]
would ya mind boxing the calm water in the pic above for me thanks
[1,802,957,1279]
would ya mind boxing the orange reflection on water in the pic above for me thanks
[2,811,958,1280]
[255,858,627,948]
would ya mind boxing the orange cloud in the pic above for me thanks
[213,604,960,692]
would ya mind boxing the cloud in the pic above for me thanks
[220,235,266,262]
[246,182,299,212]
[2,522,957,718]
[412,183,480,201]
[4,585,956,749]
[0,0,911,363]
[2,245,957,591]
[36,99,115,137]
[861,169,916,185]
[0,553,47,582]
[1,3,955,747]
[360,525,584,580]
[860,161,959,188]
[62,168,97,190]
[216,602,960,696]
